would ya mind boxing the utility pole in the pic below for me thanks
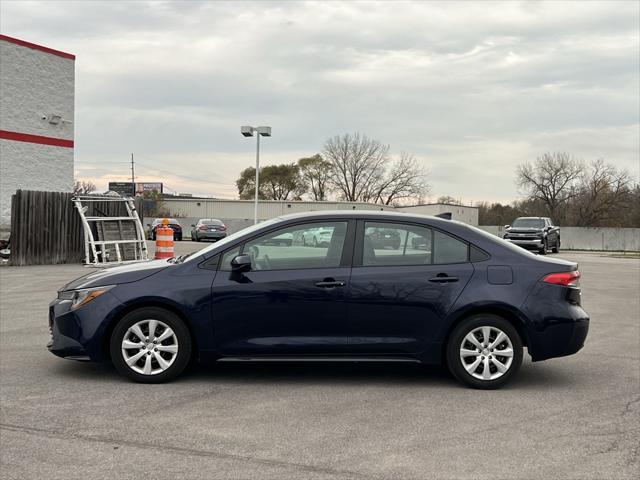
[130,153,135,197]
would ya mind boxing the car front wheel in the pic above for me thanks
[552,237,560,253]
[110,307,192,383]
[446,314,523,389]
[539,238,547,255]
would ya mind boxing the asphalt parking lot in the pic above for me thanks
[1,245,638,479]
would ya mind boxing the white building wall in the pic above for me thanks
[163,199,392,221]
[395,204,479,225]
[159,198,480,237]
[0,36,75,236]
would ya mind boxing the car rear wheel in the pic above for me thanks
[446,314,523,389]
[110,307,192,383]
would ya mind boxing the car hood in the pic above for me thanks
[61,260,170,291]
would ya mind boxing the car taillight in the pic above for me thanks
[198,226,207,231]
[220,225,227,231]
[543,271,580,286]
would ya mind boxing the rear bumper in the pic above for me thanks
[528,317,589,361]
[195,232,226,240]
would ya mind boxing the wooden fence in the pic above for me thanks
[9,190,144,266]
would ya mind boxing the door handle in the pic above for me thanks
[315,280,346,288]
[428,274,459,283]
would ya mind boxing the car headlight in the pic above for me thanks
[58,285,115,310]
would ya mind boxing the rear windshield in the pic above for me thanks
[512,218,544,228]
[202,220,223,226]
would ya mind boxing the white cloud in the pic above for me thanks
[2,0,638,202]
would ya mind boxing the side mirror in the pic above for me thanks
[146,223,151,227]
[230,254,252,273]
[504,225,510,229]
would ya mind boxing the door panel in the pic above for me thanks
[211,220,354,356]
[347,264,473,354]
[212,268,351,354]
[347,220,474,354]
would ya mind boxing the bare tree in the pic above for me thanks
[516,152,583,221]
[436,195,463,205]
[298,154,332,201]
[323,133,428,204]
[371,153,430,205]
[73,179,96,195]
[574,159,632,226]
[323,133,389,202]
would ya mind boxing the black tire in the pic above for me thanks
[552,237,560,253]
[539,239,547,255]
[110,307,192,383]
[446,314,523,389]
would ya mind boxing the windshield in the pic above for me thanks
[201,220,223,226]
[512,218,544,229]
[183,217,282,262]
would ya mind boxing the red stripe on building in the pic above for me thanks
[0,34,75,60]
[0,130,74,148]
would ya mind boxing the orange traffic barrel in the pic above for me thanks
[154,218,174,259]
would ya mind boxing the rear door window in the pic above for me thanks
[362,222,432,266]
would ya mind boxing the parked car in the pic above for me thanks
[367,227,402,250]
[259,232,293,246]
[148,218,183,241]
[191,219,227,242]
[503,217,560,255]
[48,211,588,389]
[300,226,333,247]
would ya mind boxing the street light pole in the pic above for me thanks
[254,133,260,225]
[241,125,271,225]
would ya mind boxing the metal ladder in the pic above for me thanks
[72,195,149,265]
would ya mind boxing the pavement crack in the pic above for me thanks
[0,422,371,480]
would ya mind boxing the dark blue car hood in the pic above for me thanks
[61,260,170,291]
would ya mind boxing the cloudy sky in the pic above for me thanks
[2,0,639,203]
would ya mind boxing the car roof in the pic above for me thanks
[515,217,546,220]
[274,209,460,228]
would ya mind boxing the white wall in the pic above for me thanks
[0,38,75,236]
[161,198,480,227]
[395,204,479,225]
[162,199,392,221]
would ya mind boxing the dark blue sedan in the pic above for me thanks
[48,211,589,388]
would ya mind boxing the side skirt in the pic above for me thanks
[217,356,421,363]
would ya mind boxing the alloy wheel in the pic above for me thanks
[121,319,179,375]
[459,326,514,381]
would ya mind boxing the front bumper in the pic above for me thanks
[505,238,543,249]
[47,290,120,361]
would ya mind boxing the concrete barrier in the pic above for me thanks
[479,226,640,252]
